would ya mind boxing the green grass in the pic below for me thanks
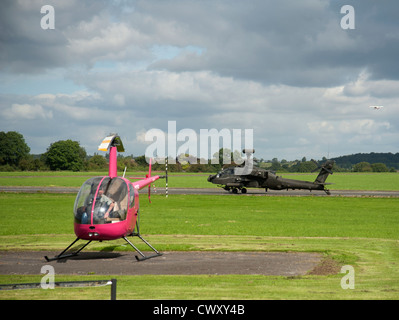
[1,171,398,190]
[0,236,398,299]
[1,194,398,239]
[0,193,398,300]
[284,172,399,191]
[139,195,399,240]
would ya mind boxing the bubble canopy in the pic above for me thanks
[74,177,134,225]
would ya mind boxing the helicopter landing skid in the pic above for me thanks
[44,238,92,262]
[43,234,162,262]
[123,235,163,261]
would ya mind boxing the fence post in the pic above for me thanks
[110,279,117,300]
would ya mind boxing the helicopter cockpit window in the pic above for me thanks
[74,177,103,225]
[74,177,129,225]
[219,168,234,177]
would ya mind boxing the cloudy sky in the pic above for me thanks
[1,0,398,161]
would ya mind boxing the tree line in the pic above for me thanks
[331,152,399,170]
[0,131,397,172]
[0,131,219,172]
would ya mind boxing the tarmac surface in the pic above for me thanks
[1,185,398,197]
[0,250,324,276]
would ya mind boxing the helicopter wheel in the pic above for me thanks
[241,188,247,194]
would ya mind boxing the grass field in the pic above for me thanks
[0,176,398,300]
[1,171,399,190]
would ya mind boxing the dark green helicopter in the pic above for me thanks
[207,149,334,194]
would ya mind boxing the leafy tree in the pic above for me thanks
[44,140,86,171]
[87,154,108,170]
[332,152,399,170]
[297,161,318,172]
[371,163,389,172]
[18,157,46,171]
[353,162,372,172]
[134,155,148,166]
[270,158,282,171]
[213,148,233,166]
[0,131,30,167]
[117,155,137,171]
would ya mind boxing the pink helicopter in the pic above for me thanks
[45,134,164,262]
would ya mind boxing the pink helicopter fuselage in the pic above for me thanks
[73,145,160,241]
[74,178,136,241]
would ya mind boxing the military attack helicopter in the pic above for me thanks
[207,149,334,195]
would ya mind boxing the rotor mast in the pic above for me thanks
[98,134,125,178]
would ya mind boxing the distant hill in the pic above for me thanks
[331,152,399,169]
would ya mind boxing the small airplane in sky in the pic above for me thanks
[45,134,164,262]
[369,106,384,110]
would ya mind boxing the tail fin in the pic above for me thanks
[147,158,152,203]
[147,158,152,178]
[314,160,334,184]
[132,158,160,193]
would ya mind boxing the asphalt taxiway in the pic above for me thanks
[0,250,325,276]
[1,186,398,197]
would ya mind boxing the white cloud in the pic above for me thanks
[1,0,398,159]
[339,119,390,134]
[67,21,144,65]
[4,103,53,120]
